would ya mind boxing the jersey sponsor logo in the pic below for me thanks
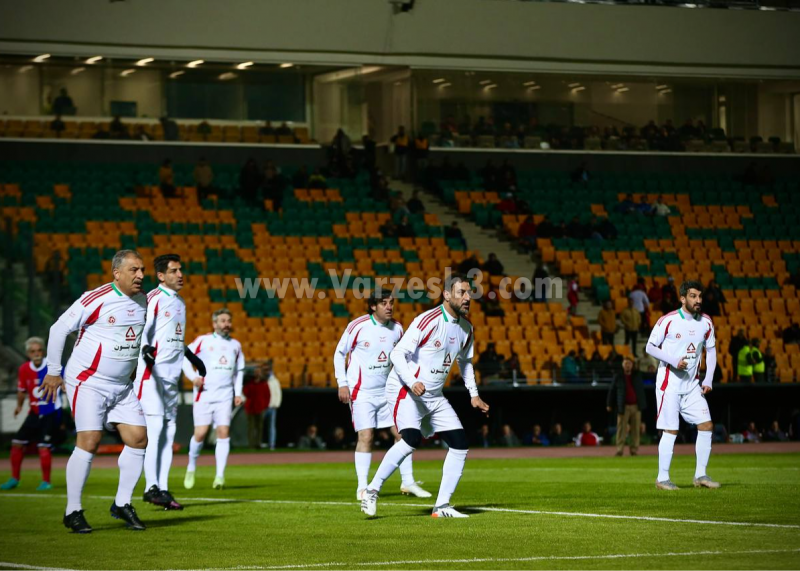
[449,336,456,344]
[127,309,136,317]
[434,340,442,348]
[379,336,387,342]
[689,330,695,335]
[108,315,116,324]
[125,327,137,341]
[443,353,452,366]
[378,351,388,363]
[687,343,696,353]
[175,323,182,335]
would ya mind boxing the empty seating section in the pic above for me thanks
[0,119,311,145]
[439,170,800,383]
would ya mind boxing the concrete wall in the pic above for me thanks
[1,0,800,78]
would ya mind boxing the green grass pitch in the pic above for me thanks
[0,452,798,570]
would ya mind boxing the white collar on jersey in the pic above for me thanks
[369,314,393,327]
[678,308,701,321]
[28,360,47,372]
[157,284,177,296]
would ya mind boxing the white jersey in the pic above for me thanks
[135,285,186,386]
[47,283,147,384]
[333,314,403,398]
[388,305,478,399]
[183,333,244,403]
[648,308,716,395]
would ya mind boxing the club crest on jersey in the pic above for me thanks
[165,311,171,317]
[108,315,116,324]
[687,343,696,353]
[125,327,137,341]
[378,351,388,363]
[364,341,370,348]
[219,356,228,365]
[676,333,681,339]
[434,340,442,348]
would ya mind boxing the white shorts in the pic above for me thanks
[387,384,463,438]
[656,383,711,431]
[65,377,146,433]
[193,399,232,428]
[350,392,393,432]
[134,375,180,420]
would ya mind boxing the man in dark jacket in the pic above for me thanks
[607,357,647,456]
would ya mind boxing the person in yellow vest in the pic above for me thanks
[391,126,409,180]
[412,133,429,183]
[750,339,765,383]
[737,340,753,383]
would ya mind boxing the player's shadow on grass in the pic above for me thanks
[92,514,223,531]
[178,500,248,509]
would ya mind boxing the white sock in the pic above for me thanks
[187,436,203,472]
[65,447,93,515]
[399,454,415,487]
[658,432,677,482]
[115,446,145,507]
[215,437,230,479]
[159,419,177,490]
[695,430,712,479]
[368,439,414,492]
[435,448,468,507]
[144,416,164,490]
[354,452,371,491]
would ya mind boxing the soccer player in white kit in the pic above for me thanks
[182,308,244,490]
[646,280,720,490]
[361,274,490,518]
[334,289,430,500]
[135,254,205,510]
[41,250,149,533]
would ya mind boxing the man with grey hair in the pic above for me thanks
[182,308,245,490]
[1,337,62,492]
[40,249,149,533]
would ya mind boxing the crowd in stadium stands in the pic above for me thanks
[426,115,795,153]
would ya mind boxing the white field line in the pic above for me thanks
[230,548,800,570]
[0,562,78,571]
[2,493,800,530]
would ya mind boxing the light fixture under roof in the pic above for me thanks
[218,72,237,81]
[432,78,446,84]
[86,56,103,64]
[484,84,498,90]
[572,86,586,92]
[568,82,581,88]
[169,71,185,79]
[656,84,669,90]
[236,61,254,70]
[611,83,624,89]
[527,85,542,91]
[479,79,492,85]
[616,87,630,93]
[659,89,672,94]
[70,67,86,75]
[136,58,154,66]
[18,65,33,73]
[33,54,50,63]
[439,82,452,88]
[280,63,293,68]
[187,59,204,68]
[120,69,136,77]
[523,81,537,87]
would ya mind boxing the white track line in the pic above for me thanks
[0,562,78,571]
[2,493,799,530]
[225,548,800,570]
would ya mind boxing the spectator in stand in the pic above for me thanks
[134,126,151,141]
[379,219,397,239]
[392,199,411,224]
[412,133,429,181]
[524,425,550,446]
[53,88,75,115]
[445,221,467,250]
[50,114,65,134]
[652,196,671,216]
[704,280,727,315]
[457,254,480,276]
[729,329,747,382]
[636,196,654,216]
[407,190,425,215]
[783,323,800,345]
[243,373,270,449]
[713,422,729,444]
[259,121,275,136]
[297,425,326,449]
[292,165,309,189]
[500,425,521,447]
[616,193,636,214]
[595,217,617,240]
[239,158,263,205]
[621,298,642,356]
[110,116,128,139]
[702,289,722,318]
[518,215,537,251]
[483,288,505,317]
[327,427,349,450]
[606,349,623,377]
[549,423,571,446]
[497,193,517,214]
[390,126,410,180]
[607,357,646,457]
[160,116,179,141]
[476,424,493,448]
[532,264,550,303]
[598,300,617,346]
[647,280,663,307]
[396,215,415,238]
[561,351,580,383]
[535,216,555,239]
[576,349,589,379]
[743,421,760,443]
[628,286,649,335]
[575,422,601,447]
[571,161,590,185]
[197,120,212,136]
[765,420,788,442]
[478,343,503,380]
[261,361,282,450]
[587,350,605,381]
[262,163,287,211]
[737,338,754,383]
[660,290,679,314]
[502,351,522,381]
[276,122,292,137]
[483,253,504,276]
[308,167,327,190]
[159,159,176,198]
[565,216,585,240]
[679,118,697,139]
[567,279,579,316]
[193,157,214,200]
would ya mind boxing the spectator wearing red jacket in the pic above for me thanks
[575,422,601,447]
[244,376,271,449]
